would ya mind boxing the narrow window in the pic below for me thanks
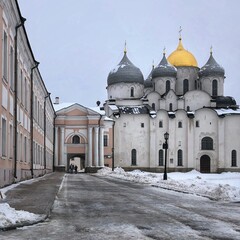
[152,103,155,110]
[169,103,173,111]
[187,106,190,111]
[159,121,163,128]
[212,80,218,97]
[141,123,144,128]
[201,137,213,150]
[195,80,198,90]
[183,79,189,94]
[3,31,8,81]
[166,80,170,93]
[196,120,199,127]
[130,87,134,97]
[10,125,13,158]
[2,118,7,156]
[104,135,108,147]
[178,149,183,166]
[131,149,137,165]
[10,46,14,89]
[24,136,27,162]
[159,149,164,166]
[231,150,237,167]
[178,121,182,128]
[72,135,80,144]
[24,78,27,108]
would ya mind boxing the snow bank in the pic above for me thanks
[0,203,42,229]
[97,168,240,201]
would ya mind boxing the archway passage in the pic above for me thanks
[200,155,211,173]
[67,154,86,172]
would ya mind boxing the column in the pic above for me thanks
[99,127,104,167]
[87,127,92,167]
[60,127,65,166]
[54,127,59,166]
[94,127,99,166]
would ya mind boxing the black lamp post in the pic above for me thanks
[163,132,169,180]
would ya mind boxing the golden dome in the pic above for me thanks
[167,38,198,67]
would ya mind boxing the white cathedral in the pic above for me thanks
[104,37,240,173]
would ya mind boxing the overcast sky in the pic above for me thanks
[18,0,240,107]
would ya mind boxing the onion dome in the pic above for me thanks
[144,64,154,88]
[152,52,177,78]
[107,49,144,86]
[199,50,225,77]
[167,38,198,67]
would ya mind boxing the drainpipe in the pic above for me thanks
[44,93,51,171]
[30,61,39,178]
[52,113,57,172]
[112,120,115,171]
[13,16,26,180]
[98,114,103,167]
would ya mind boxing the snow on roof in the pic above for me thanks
[214,108,240,116]
[54,102,76,112]
[109,105,119,111]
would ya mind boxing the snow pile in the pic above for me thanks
[0,203,42,229]
[97,168,240,201]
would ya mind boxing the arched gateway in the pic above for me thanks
[200,155,211,173]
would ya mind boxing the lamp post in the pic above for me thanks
[163,132,169,180]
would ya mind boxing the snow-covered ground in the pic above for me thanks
[97,167,240,202]
[0,177,45,229]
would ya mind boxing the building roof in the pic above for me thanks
[167,38,198,67]
[152,53,177,78]
[199,52,225,77]
[107,52,144,86]
[144,65,154,88]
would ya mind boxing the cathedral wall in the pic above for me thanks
[114,114,149,168]
[153,76,176,96]
[147,92,160,110]
[175,67,198,95]
[200,76,224,97]
[107,82,144,99]
[184,90,211,111]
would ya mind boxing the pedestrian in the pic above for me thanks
[74,165,78,174]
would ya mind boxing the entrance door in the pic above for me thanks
[200,155,211,173]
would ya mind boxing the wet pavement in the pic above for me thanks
[1,173,240,239]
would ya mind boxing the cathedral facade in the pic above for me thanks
[104,38,240,173]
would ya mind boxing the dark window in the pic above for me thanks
[183,79,189,94]
[196,120,199,127]
[131,149,137,165]
[195,80,198,90]
[178,121,182,128]
[232,150,237,167]
[178,149,183,166]
[152,103,155,110]
[141,123,144,128]
[187,106,190,111]
[166,80,170,93]
[104,135,108,147]
[169,103,173,111]
[212,80,218,97]
[130,87,134,97]
[3,31,7,81]
[159,121,163,128]
[159,149,164,166]
[201,137,213,150]
[72,135,80,144]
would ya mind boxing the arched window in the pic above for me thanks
[231,150,237,167]
[178,121,182,128]
[131,149,137,165]
[130,87,134,97]
[195,80,198,90]
[183,79,189,94]
[169,103,173,111]
[166,80,170,93]
[72,135,80,144]
[187,106,190,111]
[152,103,155,110]
[201,137,213,150]
[178,149,183,166]
[159,121,163,128]
[159,150,164,166]
[212,80,218,97]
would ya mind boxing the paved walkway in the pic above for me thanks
[1,172,65,230]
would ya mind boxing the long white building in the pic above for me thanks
[104,38,240,173]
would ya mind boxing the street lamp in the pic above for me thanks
[163,132,169,180]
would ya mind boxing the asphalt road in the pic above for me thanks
[1,174,240,240]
